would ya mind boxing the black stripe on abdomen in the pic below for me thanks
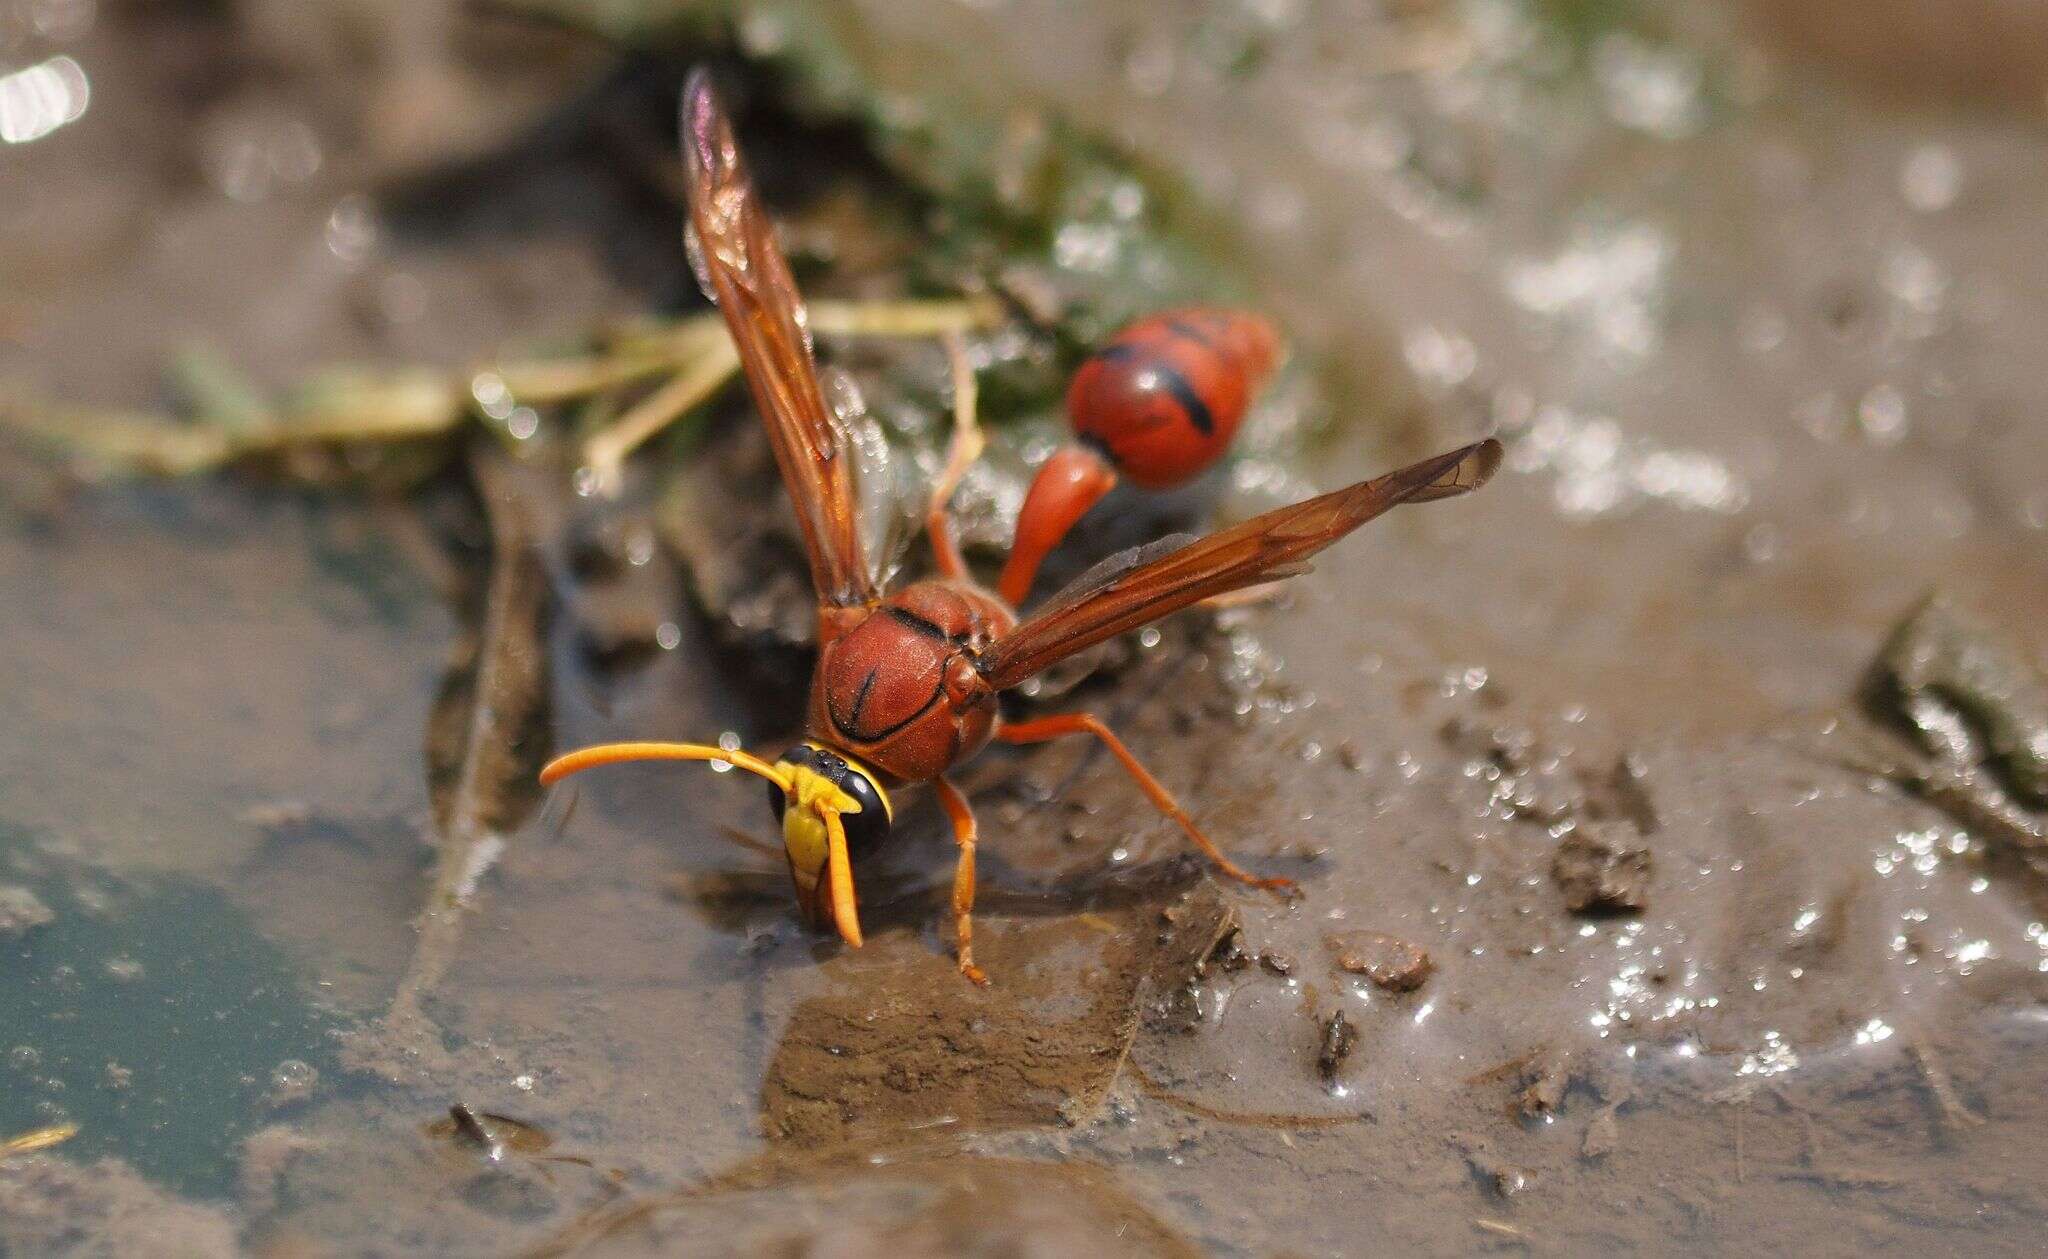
[1095,343,1215,436]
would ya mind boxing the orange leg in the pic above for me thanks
[934,776,990,985]
[998,713,1298,895]
[926,333,986,583]
[1199,579,1288,611]
[996,444,1117,607]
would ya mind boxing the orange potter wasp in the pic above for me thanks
[539,72,1503,984]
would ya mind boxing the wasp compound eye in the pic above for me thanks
[769,744,890,858]
[830,761,891,859]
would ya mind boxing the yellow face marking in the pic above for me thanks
[773,745,891,946]
[798,742,894,821]
[775,762,860,885]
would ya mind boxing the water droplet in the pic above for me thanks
[1880,244,1947,317]
[1593,34,1703,139]
[1857,384,1908,446]
[267,1058,319,1106]
[201,100,322,202]
[1899,144,1962,213]
[1739,305,1787,355]
[0,55,89,146]
[1053,223,1121,273]
[324,194,379,264]
[1403,325,1478,388]
[1741,522,1781,565]
[470,373,513,421]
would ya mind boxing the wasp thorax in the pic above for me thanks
[768,743,892,856]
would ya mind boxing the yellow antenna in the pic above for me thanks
[822,808,864,947]
[539,742,791,792]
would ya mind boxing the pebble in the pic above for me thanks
[1327,931,1435,991]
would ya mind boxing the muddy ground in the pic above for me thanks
[5,2,2048,1256]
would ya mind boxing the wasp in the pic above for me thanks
[540,72,1502,984]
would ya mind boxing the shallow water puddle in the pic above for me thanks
[0,863,345,1200]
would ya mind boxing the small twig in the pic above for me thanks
[1734,1106,1746,1184]
[935,332,986,495]
[602,297,1002,362]
[923,332,987,574]
[490,353,671,405]
[1127,1058,1370,1130]
[579,331,738,494]
[581,297,1004,496]
[1,1123,78,1161]
[375,444,552,1070]
[1775,1167,1906,1190]
[810,296,1005,338]
[1908,1037,1984,1129]
[1,370,463,480]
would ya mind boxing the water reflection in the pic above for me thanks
[0,54,86,144]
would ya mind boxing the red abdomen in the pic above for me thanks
[809,581,1015,783]
[1067,308,1280,490]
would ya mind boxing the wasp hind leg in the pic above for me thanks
[925,333,988,584]
[998,713,1299,896]
[934,776,990,985]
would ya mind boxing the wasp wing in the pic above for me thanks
[682,72,877,610]
[978,439,1501,691]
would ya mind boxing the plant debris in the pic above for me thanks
[1317,1009,1359,1082]
[1870,594,2048,806]
[0,1125,77,1162]
[430,1104,554,1161]
[361,445,554,1075]
[0,370,463,487]
[1550,823,1651,915]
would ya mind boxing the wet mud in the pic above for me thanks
[761,883,1232,1147]
[6,2,2048,1257]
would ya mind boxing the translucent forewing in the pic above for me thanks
[681,72,878,610]
[978,439,1502,690]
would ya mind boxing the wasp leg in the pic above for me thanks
[1198,579,1287,611]
[934,775,991,985]
[997,713,1299,895]
[926,333,987,584]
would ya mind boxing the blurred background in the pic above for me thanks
[4,2,2048,1255]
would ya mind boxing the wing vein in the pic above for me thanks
[979,438,1502,689]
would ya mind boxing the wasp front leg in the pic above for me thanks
[933,775,990,985]
[998,713,1299,895]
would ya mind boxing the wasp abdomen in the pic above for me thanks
[1066,307,1280,490]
